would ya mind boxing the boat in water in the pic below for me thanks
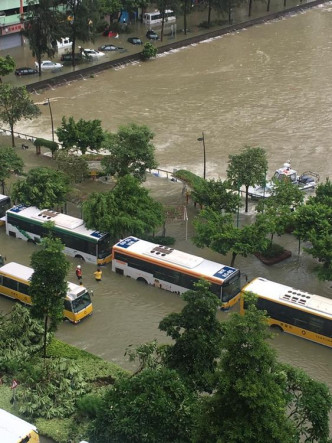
[248,162,319,199]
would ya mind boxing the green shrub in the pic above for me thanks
[77,393,103,418]
[141,42,158,60]
[173,169,204,188]
[260,243,285,258]
[34,138,58,156]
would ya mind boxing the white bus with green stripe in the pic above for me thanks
[5,205,112,265]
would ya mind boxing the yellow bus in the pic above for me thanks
[240,277,332,348]
[0,408,39,442]
[0,262,93,324]
[112,236,242,309]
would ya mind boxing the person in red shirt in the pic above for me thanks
[76,265,82,281]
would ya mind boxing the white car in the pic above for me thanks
[35,60,63,71]
[82,49,105,58]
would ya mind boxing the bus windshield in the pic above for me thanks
[221,272,241,302]
[71,292,92,313]
[98,234,111,259]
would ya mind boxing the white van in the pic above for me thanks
[0,408,39,443]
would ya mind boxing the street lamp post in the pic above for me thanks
[43,98,54,142]
[197,132,206,180]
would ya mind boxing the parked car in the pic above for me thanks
[146,30,159,40]
[15,67,38,76]
[35,60,63,71]
[82,49,105,58]
[127,37,143,45]
[60,53,83,62]
[98,44,120,52]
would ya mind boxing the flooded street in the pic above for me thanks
[0,1,332,397]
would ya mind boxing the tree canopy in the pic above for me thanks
[194,293,332,442]
[55,150,90,183]
[56,116,105,154]
[23,0,64,75]
[12,167,71,209]
[193,208,270,267]
[191,178,241,213]
[0,304,44,374]
[82,175,164,240]
[159,280,223,391]
[29,236,70,357]
[101,123,158,182]
[227,145,267,212]
[89,367,195,443]
[65,0,101,67]
[0,55,15,82]
[0,84,41,147]
[0,146,24,194]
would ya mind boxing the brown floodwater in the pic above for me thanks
[0,3,331,429]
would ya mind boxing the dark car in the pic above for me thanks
[98,44,119,51]
[60,53,82,62]
[127,37,143,45]
[15,67,38,76]
[146,30,159,40]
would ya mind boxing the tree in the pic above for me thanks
[0,146,24,194]
[191,178,241,213]
[194,295,297,443]
[89,368,195,442]
[82,175,165,240]
[23,0,63,76]
[227,145,268,213]
[29,237,70,358]
[0,55,15,82]
[12,167,71,209]
[194,294,332,443]
[193,208,270,267]
[101,123,157,182]
[0,304,44,374]
[159,280,223,391]
[65,0,101,67]
[56,150,89,183]
[18,357,88,419]
[256,180,304,245]
[56,116,104,154]
[141,42,158,60]
[282,364,332,442]
[0,84,41,147]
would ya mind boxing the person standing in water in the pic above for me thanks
[94,268,102,282]
[76,265,82,281]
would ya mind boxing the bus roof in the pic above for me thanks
[114,236,238,282]
[0,408,38,443]
[244,277,332,318]
[7,205,107,240]
[0,262,33,281]
[0,262,88,300]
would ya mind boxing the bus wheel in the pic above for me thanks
[75,255,85,261]
[137,277,147,284]
[270,324,283,333]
